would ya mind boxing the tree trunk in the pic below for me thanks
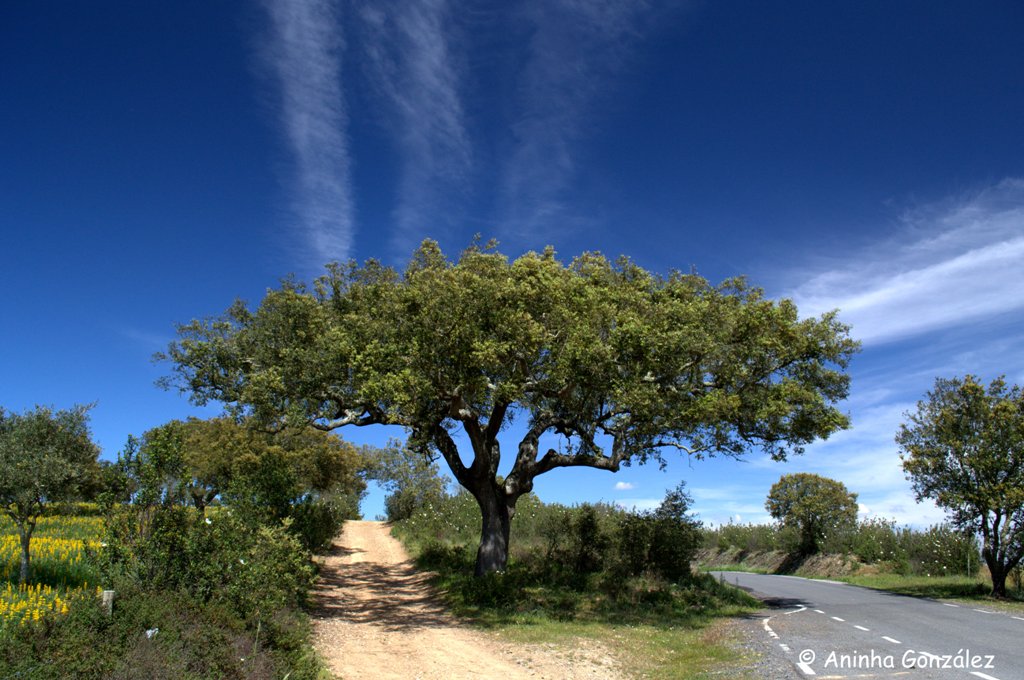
[984,550,1008,598]
[989,562,1008,598]
[473,484,514,576]
[18,527,31,585]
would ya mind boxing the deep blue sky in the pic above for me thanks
[3,1,1023,523]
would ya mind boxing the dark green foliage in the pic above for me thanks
[0,405,100,584]
[766,473,859,555]
[0,416,341,678]
[0,586,324,679]
[290,494,353,553]
[392,484,726,625]
[163,240,858,574]
[898,375,1024,597]
[97,503,315,624]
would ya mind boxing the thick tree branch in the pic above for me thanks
[534,448,621,475]
[430,424,472,487]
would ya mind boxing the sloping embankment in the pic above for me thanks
[696,547,867,578]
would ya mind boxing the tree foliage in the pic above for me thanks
[0,405,99,583]
[364,439,450,521]
[161,240,858,574]
[765,473,858,555]
[897,375,1024,596]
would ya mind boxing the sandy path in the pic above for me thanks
[310,521,622,680]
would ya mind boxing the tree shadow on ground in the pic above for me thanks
[311,553,457,633]
[773,552,807,575]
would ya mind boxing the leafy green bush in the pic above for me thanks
[0,585,327,679]
[97,505,315,622]
[392,483,725,624]
[289,492,359,553]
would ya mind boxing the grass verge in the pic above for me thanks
[405,540,762,679]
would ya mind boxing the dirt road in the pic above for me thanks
[310,520,622,679]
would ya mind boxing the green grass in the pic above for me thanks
[398,538,763,679]
[495,617,760,680]
[839,573,1024,612]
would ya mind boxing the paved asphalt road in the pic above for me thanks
[711,571,1024,679]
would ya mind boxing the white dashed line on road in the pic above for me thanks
[813,609,824,614]
[831,616,845,622]
[943,602,959,607]
[973,608,995,614]
[779,643,790,653]
[881,636,901,644]
[763,618,779,639]
[853,625,869,631]
[970,672,1001,680]
[796,660,816,676]
[1012,616,1024,621]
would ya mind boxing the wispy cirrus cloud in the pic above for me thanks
[614,481,635,491]
[791,178,1024,345]
[260,0,354,267]
[354,0,470,256]
[498,0,668,236]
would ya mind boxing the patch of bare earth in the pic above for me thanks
[311,520,623,679]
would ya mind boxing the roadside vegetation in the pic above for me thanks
[699,515,1024,609]
[0,411,368,679]
[389,482,762,679]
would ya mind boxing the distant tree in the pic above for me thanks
[897,375,1024,597]
[0,405,99,583]
[161,240,858,575]
[766,473,858,555]
[364,440,449,521]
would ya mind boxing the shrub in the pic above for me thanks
[96,505,315,622]
[290,495,350,553]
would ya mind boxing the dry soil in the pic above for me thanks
[310,520,624,680]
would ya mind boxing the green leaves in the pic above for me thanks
[765,473,859,555]
[0,405,99,520]
[897,375,1024,595]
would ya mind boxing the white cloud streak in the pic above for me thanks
[791,179,1024,345]
[614,481,635,490]
[355,0,470,256]
[499,0,659,235]
[262,0,354,267]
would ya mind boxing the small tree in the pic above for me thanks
[897,375,1024,597]
[0,405,99,583]
[766,473,858,555]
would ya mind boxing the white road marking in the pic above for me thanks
[971,672,1001,680]
[882,636,901,644]
[973,608,995,614]
[854,625,870,631]
[831,616,845,622]
[779,643,790,652]
[796,660,816,675]
[763,618,779,639]
[786,605,807,615]
[943,602,959,607]
[1012,616,1024,621]
[813,609,824,614]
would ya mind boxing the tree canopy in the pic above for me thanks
[0,405,99,583]
[161,240,858,574]
[897,375,1024,597]
[112,417,366,518]
[765,472,858,555]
